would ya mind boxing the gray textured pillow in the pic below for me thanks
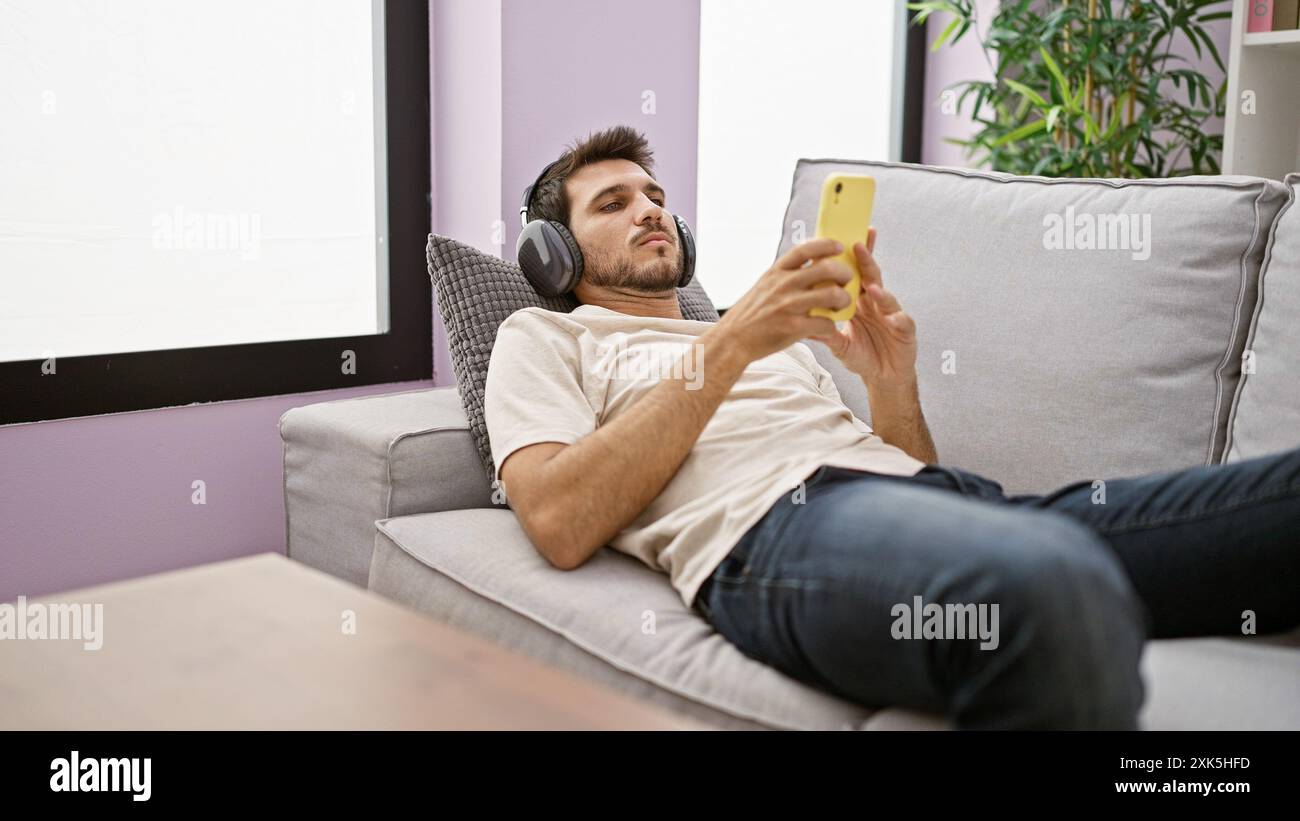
[1225,173,1300,462]
[426,233,721,483]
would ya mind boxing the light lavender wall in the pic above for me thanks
[429,0,503,387]
[922,0,996,167]
[0,380,431,601]
[499,0,701,259]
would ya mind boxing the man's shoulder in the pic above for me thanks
[500,304,577,329]
[496,306,589,341]
[490,307,586,368]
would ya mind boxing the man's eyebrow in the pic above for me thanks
[587,181,667,209]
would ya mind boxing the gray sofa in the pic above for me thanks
[280,162,1300,730]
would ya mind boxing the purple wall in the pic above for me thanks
[499,0,701,259]
[922,0,996,167]
[430,0,501,387]
[0,380,432,601]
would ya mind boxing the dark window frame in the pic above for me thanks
[900,5,928,165]
[0,0,431,426]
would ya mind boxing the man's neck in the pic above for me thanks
[578,287,683,320]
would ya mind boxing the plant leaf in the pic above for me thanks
[1038,46,1076,112]
[932,16,962,52]
[990,118,1048,147]
[1046,104,1063,133]
[1003,77,1047,107]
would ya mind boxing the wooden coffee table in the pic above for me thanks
[0,553,706,730]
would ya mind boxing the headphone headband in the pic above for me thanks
[520,158,563,228]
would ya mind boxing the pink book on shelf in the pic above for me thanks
[1248,0,1275,32]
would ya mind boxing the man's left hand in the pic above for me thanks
[809,227,918,387]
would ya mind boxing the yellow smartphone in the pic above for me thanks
[809,173,875,322]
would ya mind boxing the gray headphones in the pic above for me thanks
[515,158,696,297]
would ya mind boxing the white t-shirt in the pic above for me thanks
[484,303,926,609]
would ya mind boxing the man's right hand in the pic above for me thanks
[706,237,854,364]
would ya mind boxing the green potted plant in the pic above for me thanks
[909,0,1231,177]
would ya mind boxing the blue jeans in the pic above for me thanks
[693,447,1300,729]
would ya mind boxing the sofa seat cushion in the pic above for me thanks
[371,508,906,730]
[369,508,1300,730]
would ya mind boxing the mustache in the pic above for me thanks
[633,226,674,246]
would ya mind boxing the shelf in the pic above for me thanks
[1227,1,1300,177]
[1243,29,1300,48]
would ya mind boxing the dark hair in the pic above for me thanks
[527,125,656,227]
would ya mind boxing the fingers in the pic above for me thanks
[809,329,848,351]
[801,317,841,339]
[853,241,883,291]
[859,283,916,335]
[890,311,917,335]
[788,285,852,315]
[845,232,908,322]
[863,282,902,315]
[787,257,854,290]
[778,237,842,270]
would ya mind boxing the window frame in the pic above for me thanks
[0,0,431,426]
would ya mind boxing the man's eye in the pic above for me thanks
[601,198,663,212]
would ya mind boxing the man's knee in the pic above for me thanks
[992,515,1146,635]
[985,516,1147,723]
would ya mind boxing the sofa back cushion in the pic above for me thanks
[1226,173,1300,462]
[427,233,720,483]
[778,160,1288,494]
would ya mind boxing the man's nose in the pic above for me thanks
[637,197,667,224]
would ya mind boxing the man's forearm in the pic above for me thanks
[534,330,749,568]
[864,374,938,464]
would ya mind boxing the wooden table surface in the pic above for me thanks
[0,553,707,730]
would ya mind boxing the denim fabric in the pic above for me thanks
[693,448,1300,729]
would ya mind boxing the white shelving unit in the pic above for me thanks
[1224,0,1300,178]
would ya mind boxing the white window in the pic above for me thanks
[0,0,388,361]
[696,0,904,308]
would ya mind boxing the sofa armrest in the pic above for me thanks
[280,386,494,588]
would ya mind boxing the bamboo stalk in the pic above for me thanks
[1126,0,1138,126]
[1084,0,1097,134]
[1062,0,1072,151]
[1108,97,1121,175]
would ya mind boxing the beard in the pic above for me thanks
[582,242,681,293]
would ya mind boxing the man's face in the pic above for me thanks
[565,159,682,293]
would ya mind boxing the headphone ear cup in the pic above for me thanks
[516,220,584,296]
[548,220,585,292]
[673,214,696,288]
